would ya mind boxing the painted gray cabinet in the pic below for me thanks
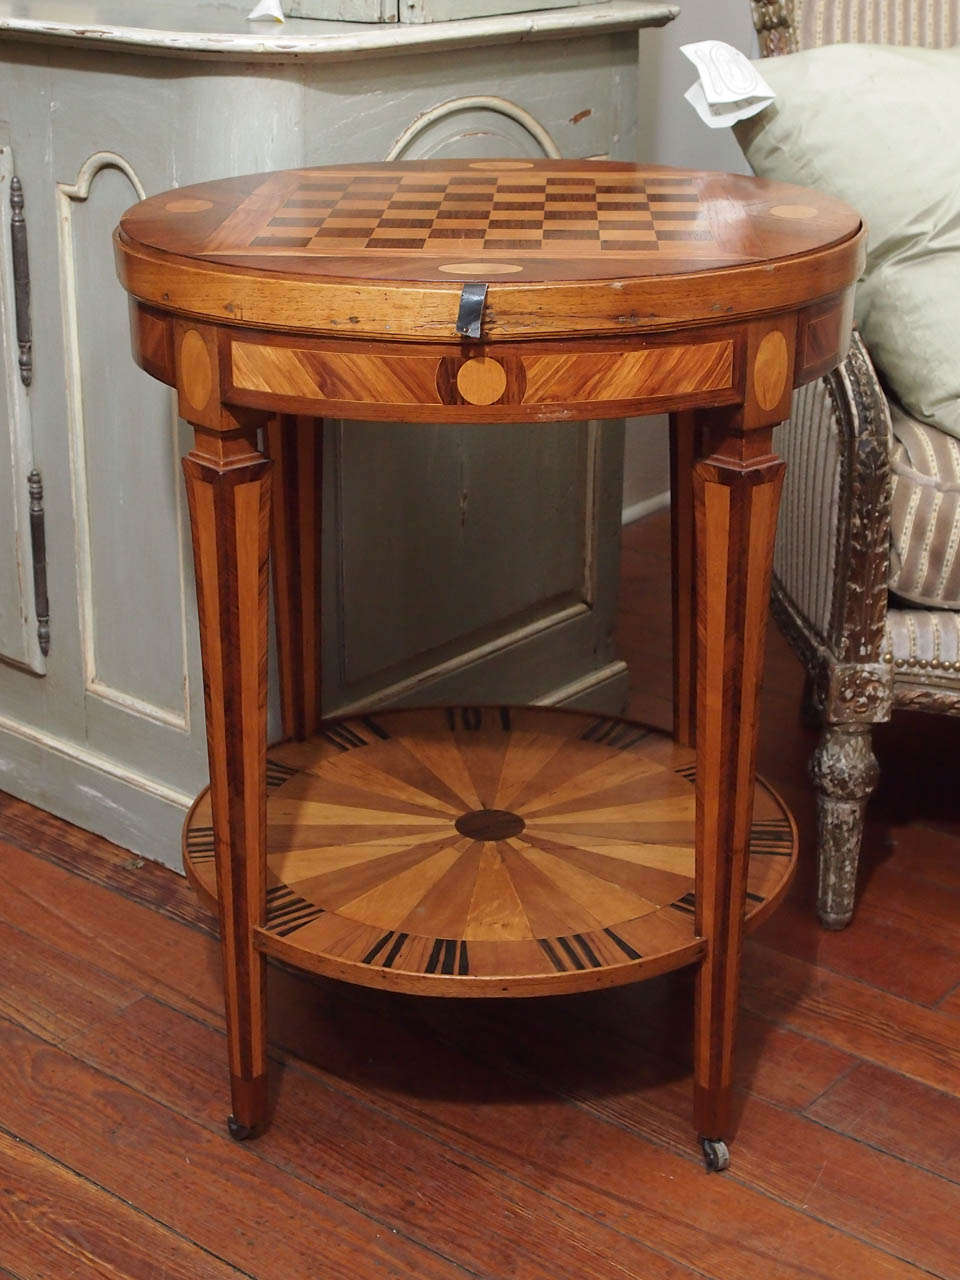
[0,0,677,866]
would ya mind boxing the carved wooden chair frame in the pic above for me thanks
[750,0,960,927]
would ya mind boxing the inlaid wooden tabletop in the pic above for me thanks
[184,707,796,997]
[116,160,865,340]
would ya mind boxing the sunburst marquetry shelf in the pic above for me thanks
[183,706,796,998]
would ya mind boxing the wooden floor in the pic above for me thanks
[2,508,958,1280]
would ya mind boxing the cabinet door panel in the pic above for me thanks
[60,159,189,725]
[333,419,589,688]
[0,142,43,675]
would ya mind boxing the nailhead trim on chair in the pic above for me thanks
[891,657,960,670]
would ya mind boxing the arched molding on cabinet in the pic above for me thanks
[57,151,190,730]
[387,95,562,161]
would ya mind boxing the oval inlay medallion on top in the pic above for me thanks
[165,198,213,213]
[456,357,507,405]
[753,329,789,411]
[179,329,212,411]
[769,203,817,220]
[437,261,524,275]
[469,160,536,171]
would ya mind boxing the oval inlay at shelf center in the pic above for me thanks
[455,808,526,840]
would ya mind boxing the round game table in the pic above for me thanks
[115,159,864,1170]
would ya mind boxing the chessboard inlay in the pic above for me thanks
[220,168,715,259]
[183,706,797,996]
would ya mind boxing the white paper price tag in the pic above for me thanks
[248,0,285,20]
[681,41,775,129]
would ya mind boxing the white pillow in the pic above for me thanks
[736,44,960,439]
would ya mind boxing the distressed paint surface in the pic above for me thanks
[0,1,678,59]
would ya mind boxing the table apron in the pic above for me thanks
[225,331,743,423]
[132,291,854,426]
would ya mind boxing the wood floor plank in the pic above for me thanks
[658,1092,960,1279]
[751,889,960,1006]
[0,841,223,1023]
[868,822,960,894]
[0,1016,471,1280]
[0,792,210,932]
[0,1128,249,1280]
[740,942,960,1095]
[72,994,930,1280]
[67,998,703,1280]
[854,862,960,951]
[242,988,945,1280]
[807,1062,960,1182]
[732,1017,857,1110]
[0,915,136,1045]
[406,995,960,1279]
[506,967,858,1112]
[3,828,857,1146]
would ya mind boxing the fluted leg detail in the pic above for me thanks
[810,722,879,929]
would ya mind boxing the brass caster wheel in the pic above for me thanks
[227,1115,255,1141]
[700,1137,730,1172]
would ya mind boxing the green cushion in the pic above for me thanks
[736,44,960,440]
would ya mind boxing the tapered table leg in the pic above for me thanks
[692,414,784,1160]
[669,410,700,748]
[264,415,324,741]
[183,424,272,1138]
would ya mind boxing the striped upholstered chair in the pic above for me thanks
[749,0,960,927]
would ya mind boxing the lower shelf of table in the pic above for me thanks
[183,706,797,997]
